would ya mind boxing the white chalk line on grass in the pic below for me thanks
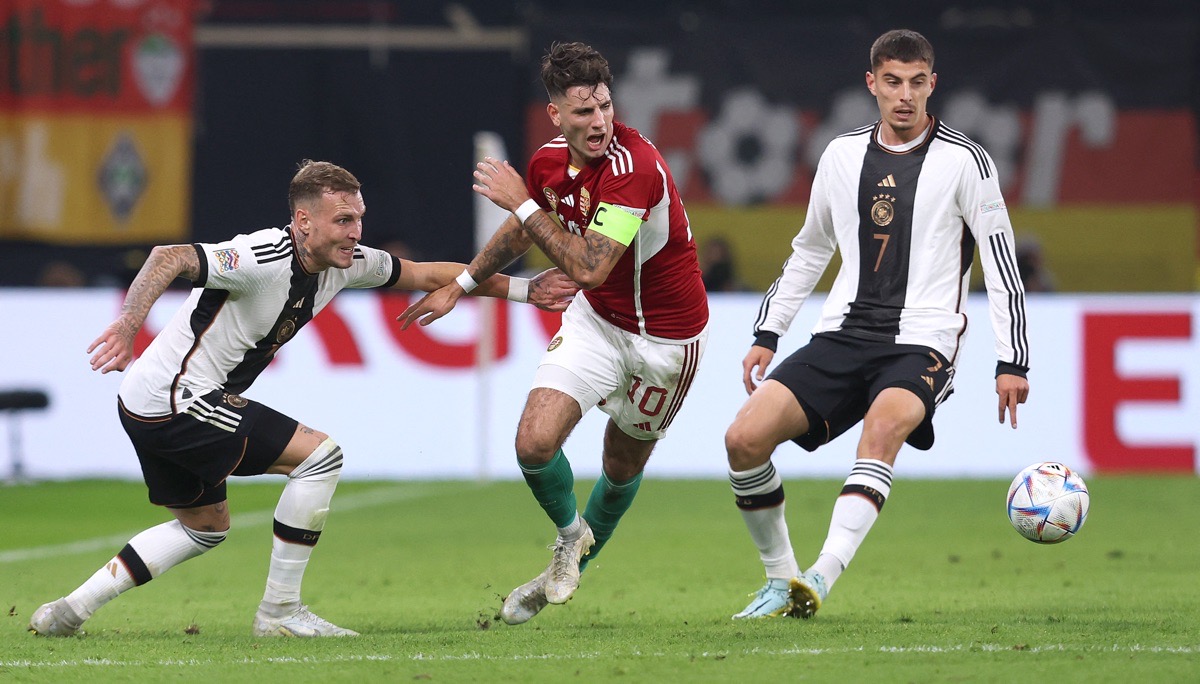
[3,644,1197,668]
[0,482,481,564]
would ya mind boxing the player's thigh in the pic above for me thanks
[765,335,871,450]
[865,345,953,451]
[859,387,927,462]
[602,332,707,441]
[120,392,291,508]
[534,302,625,411]
[266,423,331,475]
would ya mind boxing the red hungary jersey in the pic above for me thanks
[525,122,708,341]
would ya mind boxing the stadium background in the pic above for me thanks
[0,0,1196,481]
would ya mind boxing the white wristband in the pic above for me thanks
[514,199,540,224]
[507,277,530,303]
[455,269,478,294]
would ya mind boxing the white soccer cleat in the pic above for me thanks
[252,605,359,637]
[543,519,595,604]
[500,569,550,625]
[28,598,85,637]
[732,578,793,619]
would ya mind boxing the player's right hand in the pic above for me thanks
[398,285,461,330]
[87,319,136,373]
[741,346,775,395]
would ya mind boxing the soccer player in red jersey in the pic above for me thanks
[402,42,709,625]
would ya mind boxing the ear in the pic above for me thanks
[546,101,561,128]
[865,70,877,96]
[294,207,310,234]
[928,72,937,93]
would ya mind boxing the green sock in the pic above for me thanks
[579,470,643,571]
[519,449,578,528]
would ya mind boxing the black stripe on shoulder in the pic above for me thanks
[353,247,365,260]
[835,123,876,140]
[935,126,992,180]
[256,252,291,264]
[251,235,292,259]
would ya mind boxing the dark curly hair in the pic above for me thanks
[540,41,613,100]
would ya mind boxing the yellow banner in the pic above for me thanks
[0,115,191,243]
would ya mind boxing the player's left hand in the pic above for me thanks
[398,284,463,330]
[996,373,1029,428]
[473,157,530,213]
[87,316,138,373]
[528,268,579,311]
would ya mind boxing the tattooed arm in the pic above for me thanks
[519,212,623,289]
[396,214,539,330]
[87,244,201,373]
[473,157,625,289]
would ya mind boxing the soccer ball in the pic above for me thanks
[1006,462,1090,543]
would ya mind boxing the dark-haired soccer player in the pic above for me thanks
[402,42,709,625]
[725,29,1030,619]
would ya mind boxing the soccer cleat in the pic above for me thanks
[500,569,550,625]
[252,605,359,637]
[732,578,794,619]
[788,571,829,619]
[543,519,595,604]
[28,598,85,637]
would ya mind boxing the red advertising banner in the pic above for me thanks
[0,0,195,243]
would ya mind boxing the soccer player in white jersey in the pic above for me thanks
[28,160,575,638]
[401,42,709,625]
[724,29,1031,619]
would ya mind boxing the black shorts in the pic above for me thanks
[118,390,298,508]
[767,331,954,452]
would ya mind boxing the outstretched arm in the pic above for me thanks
[473,157,625,289]
[88,244,200,373]
[395,258,577,329]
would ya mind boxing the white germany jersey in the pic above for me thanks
[755,117,1029,372]
[119,226,401,417]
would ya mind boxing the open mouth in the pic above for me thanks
[586,133,606,151]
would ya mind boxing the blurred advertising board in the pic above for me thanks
[1,290,1195,480]
[0,0,195,244]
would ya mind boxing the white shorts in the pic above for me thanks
[531,294,707,440]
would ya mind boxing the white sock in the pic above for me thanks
[260,438,342,618]
[730,462,800,580]
[814,459,893,589]
[65,520,225,620]
[557,512,582,540]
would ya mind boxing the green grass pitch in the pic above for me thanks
[2,476,1197,682]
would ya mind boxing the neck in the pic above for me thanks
[291,228,322,273]
[879,114,931,147]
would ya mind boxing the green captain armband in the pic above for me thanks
[588,202,642,246]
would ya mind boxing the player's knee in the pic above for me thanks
[514,431,558,465]
[178,521,228,551]
[289,437,344,482]
[725,422,772,470]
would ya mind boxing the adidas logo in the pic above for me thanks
[293,297,305,309]
[922,375,934,390]
[181,387,192,399]
[634,421,652,431]
[877,174,897,187]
